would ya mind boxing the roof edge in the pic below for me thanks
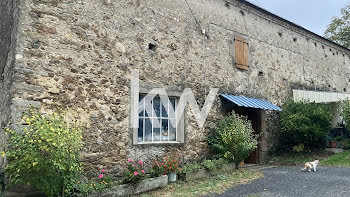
[235,0,350,52]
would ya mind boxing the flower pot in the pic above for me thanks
[329,141,337,148]
[168,172,177,183]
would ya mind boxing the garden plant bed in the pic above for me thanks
[87,175,168,197]
[179,163,236,182]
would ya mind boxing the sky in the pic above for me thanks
[246,0,350,36]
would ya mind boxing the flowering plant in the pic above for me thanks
[162,156,181,174]
[76,169,111,195]
[149,161,164,177]
[122,158,146,184]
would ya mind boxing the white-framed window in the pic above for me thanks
[138,95,177,142]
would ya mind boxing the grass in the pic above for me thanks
[320,150,350,167]
[267,150,333,165]
[137,170,262,197]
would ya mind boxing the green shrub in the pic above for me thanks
[292,144,306,153]
[341,100,350,134]
[202,158,228,171]
[278,100,332,152]
[3,108,83,197]
[181,161,202,173]
[208,112,259,164]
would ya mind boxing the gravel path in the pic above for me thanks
[211,166,350,197]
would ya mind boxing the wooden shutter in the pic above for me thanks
[234,36,249,70]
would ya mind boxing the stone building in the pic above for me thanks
[1,0,350,177]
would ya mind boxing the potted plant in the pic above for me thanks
[329,138,337,148]
[329,137,337,148]
[162,156,181,183]
[329,136,342,148]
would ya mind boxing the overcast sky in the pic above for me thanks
[246,0,350,36]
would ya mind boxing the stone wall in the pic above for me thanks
[0,0,18,169]
[10,0,350,177]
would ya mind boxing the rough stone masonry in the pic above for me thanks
[1,0,350,178]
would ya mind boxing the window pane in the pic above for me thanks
[153,97,161,117]
[145,118,152,142]
[145,96,152,117]
[161,119,168,141]
[169,98,176,118]
[169,119,176,141]
[138,118,144,142]
[139,95,144,117]
[161,99,168,118]
[153,119,160,141]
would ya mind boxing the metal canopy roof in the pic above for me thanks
[220,94,283,111]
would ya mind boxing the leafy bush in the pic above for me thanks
[208,112,259,164]
[122,159,146,184]
[278,100,332,152]
[181,161,202,173]
[292,144,305,153]
[3,108,83,197]
[341,100,350,134]
[341,138,350,150]
[202,158,228,171]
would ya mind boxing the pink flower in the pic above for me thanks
[99,174,103,179]
[138,160,143,165]
[134,171,139,176]
[128,158,133,162]
[132,164,135,167]
[101,169,105,173]
[141,170,145,174]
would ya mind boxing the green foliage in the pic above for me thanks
[292,144,305,153]
[181,161,202,173]
[278,100,332,152]
[208,112,259,164]
[3,108,83,197]
[341,138,350,150]
[122,159,146,184]
[341,100,350,133]
[202,158,228,171]
[324,4,350,48]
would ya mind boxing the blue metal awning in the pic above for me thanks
[220,94,282,111]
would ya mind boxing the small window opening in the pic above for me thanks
[148,43,157,51]
[293,38,297,42]
[278,32,283,37]
[258,71,264,76]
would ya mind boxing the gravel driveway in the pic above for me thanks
[210,166,350,197]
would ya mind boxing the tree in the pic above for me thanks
[324,4,350,48]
